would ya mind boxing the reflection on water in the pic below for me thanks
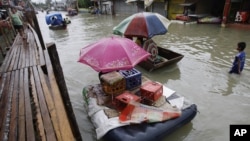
[163,123,194,141]
[135,64,181,84]
[49,29,69,40]
[36,11,250,141]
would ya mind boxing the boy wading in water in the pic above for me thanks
[9,7,25,39]
[229,42,246,74]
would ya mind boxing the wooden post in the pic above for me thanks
[75,1,78,12]
[46,42,82,141]
[30,11,46,50]
[26,1,46,50]
[164,0,168,18]
[2,27,12,46]
[0,27,10,48]
[0,45,6,57]
[111,0,115,15]
[8,24,16,42]
[221,0,231,27]
[100,0,102,14]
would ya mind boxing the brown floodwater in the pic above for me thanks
[36,11,250,141]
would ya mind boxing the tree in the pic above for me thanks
[78,0,92,8]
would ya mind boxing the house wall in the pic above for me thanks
[111,0,227,19]
[242,0,250,11]
[165,0,226,20]
[195,0,225,16]
[227,0,250,23]
[114,0,138,15]
[167,0,185,20]
[101,1,112,14]
[195,0,212,14]
[152,1,166,16]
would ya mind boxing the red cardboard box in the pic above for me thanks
[140,81,163,102]
[115,91,141,111]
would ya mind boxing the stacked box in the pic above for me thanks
[114,91,141,111]
[119,68,142,90]
[140,81,163,104]
[100,71,126,95]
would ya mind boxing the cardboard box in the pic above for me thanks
[140,81,163,103]
[115,91,141,111]
[100,71,126,95]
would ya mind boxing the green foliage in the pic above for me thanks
[32,2,48,10]
[78,0,92,8]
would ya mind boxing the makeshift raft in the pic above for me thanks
[82,77,197,141]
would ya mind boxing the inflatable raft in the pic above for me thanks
[82,76,197,141]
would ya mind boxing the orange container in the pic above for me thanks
[100,71,126,95]
[140,81,163,102]
[114,91,141,111]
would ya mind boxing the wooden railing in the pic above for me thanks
[0,2,82,141]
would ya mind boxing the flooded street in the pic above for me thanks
[36,11,250,141]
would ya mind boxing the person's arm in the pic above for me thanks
[237,58,241,74]
[5,16,10,21]
[17,10,24,22]
[7,8,12,21]
[6,10,13,24]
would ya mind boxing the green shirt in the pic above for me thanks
[11,13,23,26]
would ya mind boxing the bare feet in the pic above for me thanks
[22,34,27,40]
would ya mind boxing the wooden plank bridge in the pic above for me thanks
[0,22,82,141]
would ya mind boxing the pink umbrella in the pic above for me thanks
[78,36,150,72]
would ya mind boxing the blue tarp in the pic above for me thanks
[45,12,63,25]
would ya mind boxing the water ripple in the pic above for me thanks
[36,12,250,141]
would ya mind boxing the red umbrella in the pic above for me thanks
[113,12,171,38]
[78,36,150,72]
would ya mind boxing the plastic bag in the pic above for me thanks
[119,101,181,124]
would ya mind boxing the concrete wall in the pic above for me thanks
[152,2,166,16]
[114,0,138,15]
[101,1,112,14]
[112,0,166,17]
[167,0,185,20]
